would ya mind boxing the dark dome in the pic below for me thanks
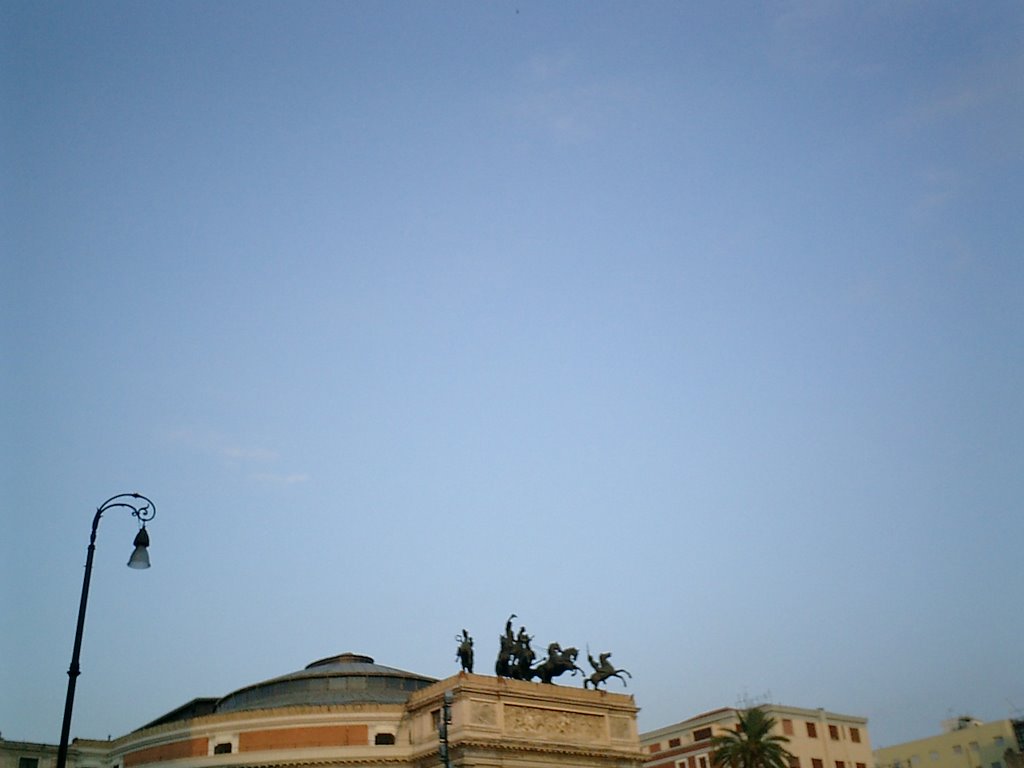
[216,653,437,713]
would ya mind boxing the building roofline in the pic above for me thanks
[640,704,868,741]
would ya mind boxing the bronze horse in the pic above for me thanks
[585,651,631,689]
[531,644,585,684]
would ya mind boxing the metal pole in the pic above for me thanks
[55,494,155,768]
[56,512,102,768]
[439,691,453,768]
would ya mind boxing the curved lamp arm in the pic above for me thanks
[56,493,157,768]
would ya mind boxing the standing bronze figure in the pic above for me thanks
[495,614,516,676]
[456,629,474,673]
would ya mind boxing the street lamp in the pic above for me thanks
[438,690,453,768]
[56,493,157,768]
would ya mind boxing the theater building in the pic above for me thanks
[1,653,642,768]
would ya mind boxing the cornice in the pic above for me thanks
[113,705,406,751]
[412,739,644,762]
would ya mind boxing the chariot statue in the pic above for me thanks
[495,614,516,677]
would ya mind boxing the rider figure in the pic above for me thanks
[546,642,563,663]
[513,626,534,679]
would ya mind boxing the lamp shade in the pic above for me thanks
[127,526,151,569]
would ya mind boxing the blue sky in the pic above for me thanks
[2,0,1022,751]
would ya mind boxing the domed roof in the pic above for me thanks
[216,653,437,713]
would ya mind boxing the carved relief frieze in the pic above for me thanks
[504,705,604,743]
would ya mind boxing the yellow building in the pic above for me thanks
[873,717,1024,768]
[642,705,873,768]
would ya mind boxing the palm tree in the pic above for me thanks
[710,707,795,768]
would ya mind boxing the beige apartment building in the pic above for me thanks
[874,717,1024,768]
[642,704,873,768]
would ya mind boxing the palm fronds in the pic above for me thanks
[710,708,795,768]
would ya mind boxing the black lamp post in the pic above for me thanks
[56,493,156,768]
[438,690,453,768]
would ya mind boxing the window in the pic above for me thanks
[375,733,395,745]
[995,738,1005,747]
[812,759,824,768]
[19,759,39,768]
[930,753,939,762]
[830,726,841,741]
[670,738,681,748]
[836,760,846,768]
[213,744,232,755]
[970,743,980,752]
[991,763,1002,768]
[807,723,818,738]
[783,720,794,736]
[851,728,862,744]
[856,762,866,768]
[954,747,964,756]
[695,728,713,741]
[789,757,800,768]
[699,757,709,768]
[650,745,662,754]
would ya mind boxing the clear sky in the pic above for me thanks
[2,0,1022,752]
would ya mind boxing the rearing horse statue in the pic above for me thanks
[531,644,585,684]
[585,651,631,689]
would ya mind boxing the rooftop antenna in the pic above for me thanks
[736,689,771,709]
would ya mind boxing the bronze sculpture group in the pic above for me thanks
[455,614,631,689]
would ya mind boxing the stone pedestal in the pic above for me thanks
[407,674,642,768]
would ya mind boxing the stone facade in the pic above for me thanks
[873,717,1024,768]
[2,657,642,768]
[642,704,873,768]
[407,674,641,768]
